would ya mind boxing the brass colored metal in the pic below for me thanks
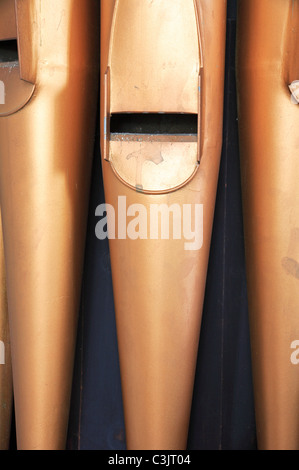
[0,211,13,450]
[103,0,204,192]
[109,139,198,193]
[0,65,35,117]
[0,0,99,449]
[0,0,17,40]
[108,1,201,114]
[101,0,227,450]
[237,0,299,450]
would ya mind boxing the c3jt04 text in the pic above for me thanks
[108,454,191,467]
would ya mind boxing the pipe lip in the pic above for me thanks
[0,63,35,116]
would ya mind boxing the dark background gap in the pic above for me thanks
[0,39,18,63]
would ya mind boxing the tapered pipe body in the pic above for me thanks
[100,0,226,450]
[0,0,99,449]
[237,0,299,450]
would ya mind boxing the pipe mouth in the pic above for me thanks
[110,113,198,137]
[0,39,18,64]
[0,42,35,116]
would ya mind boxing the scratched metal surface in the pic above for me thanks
[67,0,257,450]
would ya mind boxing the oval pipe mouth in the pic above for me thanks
[108,111,200,194]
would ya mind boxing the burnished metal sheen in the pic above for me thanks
[101,0,227,450]
[237,0,299,450]
[0,0,100,449]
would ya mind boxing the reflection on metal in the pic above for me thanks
[0,0,100,450]
[237,0,299,450]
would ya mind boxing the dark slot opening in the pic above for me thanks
[0,39,18,63]
[110,113,198,135]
